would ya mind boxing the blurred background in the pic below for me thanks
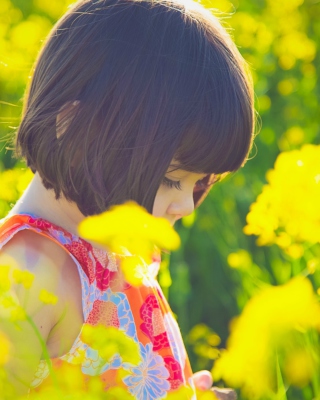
[0,0,319,394]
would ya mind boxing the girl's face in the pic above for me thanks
[153,167,207,225]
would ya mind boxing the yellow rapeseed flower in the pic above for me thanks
[78,202,180,286]
[212,276,320,398]
[39,289,58,305]
[81,324,141,366]
[0,330,10,366]
[283,348,316,387]
[78,202,180,254]
[12,269,34,289]
[244,144,320,251]
[0,168,32,202]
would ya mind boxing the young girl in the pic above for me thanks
[0,0,254,398]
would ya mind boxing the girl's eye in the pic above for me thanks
[162,177,182,190]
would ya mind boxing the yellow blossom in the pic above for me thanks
[307,258,319,275]
[0,265,11,292]
[212,276,320,398]
[12,269,34,289]
[81,324,141,366]
[39,289,58,305]
[0,330,10,366]
[9,305,27,322]
[244,144,320,250]
[166,385,196,400]
[120,255,150,286]
[196,389,218,400]
[283,349,315,387]
[78,202,180,256]
[78,202,180,286]
[227,250,252,270]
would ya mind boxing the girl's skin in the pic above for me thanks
[1,169,214,393]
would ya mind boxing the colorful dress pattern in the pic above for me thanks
[0,214,196,399]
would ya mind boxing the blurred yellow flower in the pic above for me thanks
[79,202,180,255]
[0,265,11,292]
[39,289,58,305]
[0,168,33,218]
[78,202,180,286]
[0,168,32,202]
[227,250,252,270]
[81,324,141,366]
[283,348,316,388]
[120,255,150,287]
[212,276,320,398]
[0,330,10,366]
[166,385,197,400]
[307,258,319,275]
[244,144,320,252]
[12,269,34,289]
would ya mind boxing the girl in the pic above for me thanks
[0,0,254,398]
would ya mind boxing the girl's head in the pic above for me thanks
[16,0,254,216]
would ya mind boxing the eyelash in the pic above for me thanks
[162,177,182,190]
[162,175,220,191]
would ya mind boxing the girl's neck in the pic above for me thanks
[9,172,85,236]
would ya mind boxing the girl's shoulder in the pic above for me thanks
[0,214,81,332]
[0,214,77,288]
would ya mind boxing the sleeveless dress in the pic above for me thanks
[0,213,196,399]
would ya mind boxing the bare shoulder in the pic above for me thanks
[0,229,78,321]
[0,229,76,394]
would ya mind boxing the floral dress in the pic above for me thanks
[0,214,196,399]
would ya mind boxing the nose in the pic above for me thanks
[167,193,195,220]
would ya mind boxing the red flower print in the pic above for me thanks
[140,295,170,351]
[65,241,95,283]
[96,260,110,291]
[163,355,184,390]
[86,300,120,327]
[28,217,53,232]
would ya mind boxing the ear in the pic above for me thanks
[56,100,80,139]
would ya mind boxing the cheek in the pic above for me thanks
[152,187,170,217]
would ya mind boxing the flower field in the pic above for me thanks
[0,0,319,399]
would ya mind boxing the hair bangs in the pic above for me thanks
[173,55,254,176]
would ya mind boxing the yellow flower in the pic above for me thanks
[307,258,319,275]
[166,385,196,400]
[39,289,58,305]
[212,276,320,398]
[78,202,180,286]
[120,255,150,286]
[227,250,252,270]
[81,324,141,366]
[283,348,315,387]
[12,269,34,289]
[0,168,32,203]
[0,330,10,366]
[244,144,320,250]
[78,201,180,255]
[0,265,11,293]
[9,305,27,322]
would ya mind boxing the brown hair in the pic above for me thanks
[16,0,255,215]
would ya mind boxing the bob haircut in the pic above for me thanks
[16,0,255,216]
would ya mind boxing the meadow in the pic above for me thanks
[0,0,319,398]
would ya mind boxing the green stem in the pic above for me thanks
[276,352,288,400]
[306,330,320,399]
[26,315,60,391]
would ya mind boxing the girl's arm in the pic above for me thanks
[0,230,68,396]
